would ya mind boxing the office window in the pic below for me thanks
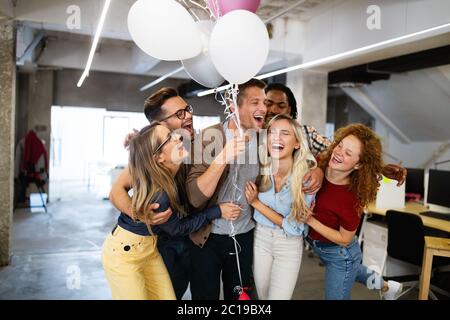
[193,115,221,132]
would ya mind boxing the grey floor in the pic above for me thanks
[0,188,418,300]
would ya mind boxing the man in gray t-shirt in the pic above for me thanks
[186,79,267,300]
[213,119,259,236]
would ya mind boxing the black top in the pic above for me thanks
[117,191,221,238]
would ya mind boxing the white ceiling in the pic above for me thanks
[6,0,450,143]
[10,0,331,77]
[12,0,331,79]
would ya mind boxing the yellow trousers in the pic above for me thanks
[101,225,176,300]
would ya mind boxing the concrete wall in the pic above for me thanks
[52,69,224,116]
[0,21,16,266]
[0,0,14,18]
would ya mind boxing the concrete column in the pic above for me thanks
[287,69,328,134]
[16,70,53,198]
[0,21,16,267]
[27,70,53,150]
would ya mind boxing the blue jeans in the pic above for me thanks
[356,264,383,290]
[307,237,362,300]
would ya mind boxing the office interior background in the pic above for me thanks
[0,0,449,300]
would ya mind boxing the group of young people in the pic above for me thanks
[101,80,407,300]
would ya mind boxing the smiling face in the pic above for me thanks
[329,134,362,173]
[237,86,267,131]
[160,96,194,139]
[265,89,292,122]
[154,125,189,166]
[268,119,300,160]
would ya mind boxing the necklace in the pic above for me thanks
[274,173,289,193]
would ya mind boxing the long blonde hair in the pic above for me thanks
[259,114,317,222]
[128,123,185,232]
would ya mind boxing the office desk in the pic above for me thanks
[419,236,450,300]
[366,202,450,233]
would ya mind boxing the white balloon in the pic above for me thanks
[182,20,225,88]
[209,10,269,84]
[128,0,202,61]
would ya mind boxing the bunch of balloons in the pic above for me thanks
[128,0,268,87]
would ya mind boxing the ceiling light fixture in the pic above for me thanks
[77,0,112,88]
[197,21,450,97]
[140,66,184,92]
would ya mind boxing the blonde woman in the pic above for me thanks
[102,123,240,300]
[245,114,317,300]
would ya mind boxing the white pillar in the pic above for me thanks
[287,69,328,134]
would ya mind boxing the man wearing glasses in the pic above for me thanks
[110,87,195,224]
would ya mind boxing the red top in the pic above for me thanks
[308,178,361,243]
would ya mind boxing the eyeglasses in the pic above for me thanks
[159,105,193,122]
[264,99,288,109]
[153,131,183,155]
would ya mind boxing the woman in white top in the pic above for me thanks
[245,114,316,300]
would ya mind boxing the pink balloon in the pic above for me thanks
[208,0,260,18]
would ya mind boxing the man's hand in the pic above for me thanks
[148,203,173,225]
[382,164,407,187]
[123,129,139,149]
[217,136,246,164]
[302,167,324,194]
[219,203,241,221]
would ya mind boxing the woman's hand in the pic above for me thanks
[245,181,259,206]
[300,206,315,224]
[219,203,241,221]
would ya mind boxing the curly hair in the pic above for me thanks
[319,124,384,214]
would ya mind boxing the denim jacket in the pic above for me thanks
[254,175,315,237]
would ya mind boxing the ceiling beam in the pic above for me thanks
[16,30,44,65]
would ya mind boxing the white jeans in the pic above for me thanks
[253,223,303,300]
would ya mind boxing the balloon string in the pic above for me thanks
[230,85,243,137]
[188,0,217,21]
[232,235,244,294]
[212,0,222,18]
[181,0,201,22]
